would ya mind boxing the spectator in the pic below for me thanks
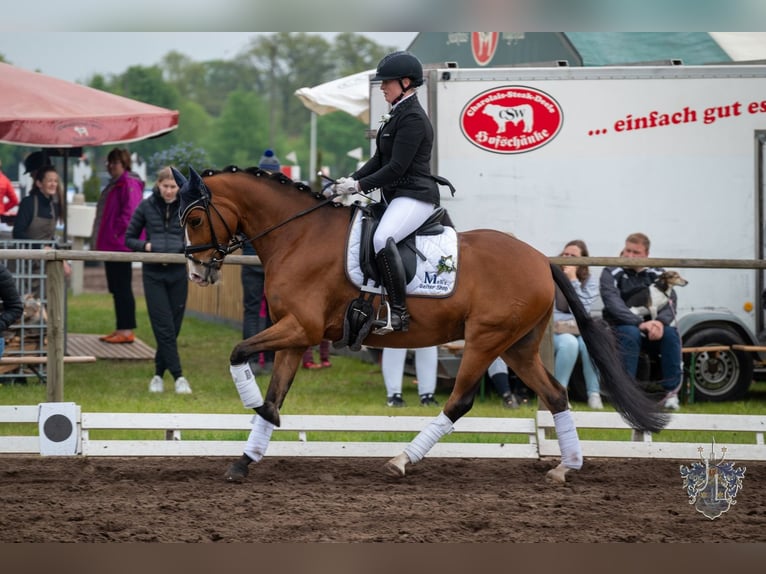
[383,346,439,407]
[302,340,332,369]
[241,149,281,374]
[485,357,534,407]
[486,357,519,408]
[21,151,52,193]
[0,263,23,359]
[600,232,683,410]
[90,148,144,344]
[125,166,191,394]
[553,239,603,409]
[12,165,63,241]
[0,159,19,218]
[12,165,71,295]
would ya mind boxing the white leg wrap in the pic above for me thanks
[404,411,454,463]
[553,410,583,470]
[243,414,275,462]
[230,363,264,409]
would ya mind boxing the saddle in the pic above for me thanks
[358,202,448,285]
[337,202,453,351]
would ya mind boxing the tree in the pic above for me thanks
[310,113,369,177]
[329,33,395,77]
[88,66,181,162]
[208,90,271,168]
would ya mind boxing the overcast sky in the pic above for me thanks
[0,32,417,84]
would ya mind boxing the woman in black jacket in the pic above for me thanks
[125,166,191,395]
[0,264,23,358]
[327,51,440,333]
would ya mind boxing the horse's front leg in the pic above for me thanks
[226,314,315,483]
[229,313,315,422]
[225,347,304,483]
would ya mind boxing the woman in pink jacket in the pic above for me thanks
[91,148,144,344]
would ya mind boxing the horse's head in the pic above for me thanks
[173,166,240,286]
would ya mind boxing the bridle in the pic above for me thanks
[181,197,240,269]
[181,173,337,269]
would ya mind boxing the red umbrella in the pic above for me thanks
[0,62,178,147]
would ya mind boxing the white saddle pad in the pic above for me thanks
[345,209,458,298]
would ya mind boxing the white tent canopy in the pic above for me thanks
[295,69,373,180]
[295,69,373,122]
[710,32,766,61]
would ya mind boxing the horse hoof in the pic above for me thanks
[546,462,570,484]
[383,453,408,477]
[224,460,249,483]
[384,461,405,477]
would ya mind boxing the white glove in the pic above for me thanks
[332,177,359,195]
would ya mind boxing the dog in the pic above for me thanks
[22,293,47,324]
[628,270,689,321]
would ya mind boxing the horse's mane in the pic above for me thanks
[200,165,325,201]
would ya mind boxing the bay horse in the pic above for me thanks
[173,166,668,483]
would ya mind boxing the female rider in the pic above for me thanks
[328,51,440,332]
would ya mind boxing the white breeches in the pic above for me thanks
[382,346,438,396]
[373,196,436,253]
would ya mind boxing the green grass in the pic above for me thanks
[1,292,765,446]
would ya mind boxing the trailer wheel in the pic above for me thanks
[683,328,753,401]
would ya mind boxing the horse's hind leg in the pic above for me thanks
[384,349,486,477]
[505,347,582,484]
[384,411,458,477]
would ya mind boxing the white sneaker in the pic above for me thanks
[663,394,680,411]
[587,392,604,410]
[174,376,192,394]
[149,375,164,393]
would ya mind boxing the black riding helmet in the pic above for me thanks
[373,51,424,88]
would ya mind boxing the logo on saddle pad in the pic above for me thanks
[345,209,458,297]
[679,440,746,520]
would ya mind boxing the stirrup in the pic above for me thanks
[372,301,408,335]
[372,301,394,335]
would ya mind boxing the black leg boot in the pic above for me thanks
[374,237,409,332]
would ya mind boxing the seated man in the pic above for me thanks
[600,232,683,410]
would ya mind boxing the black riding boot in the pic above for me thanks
[375,237,409,332]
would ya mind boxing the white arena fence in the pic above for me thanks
[1,404,764,461]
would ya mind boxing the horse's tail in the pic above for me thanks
[550,264,669,434]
